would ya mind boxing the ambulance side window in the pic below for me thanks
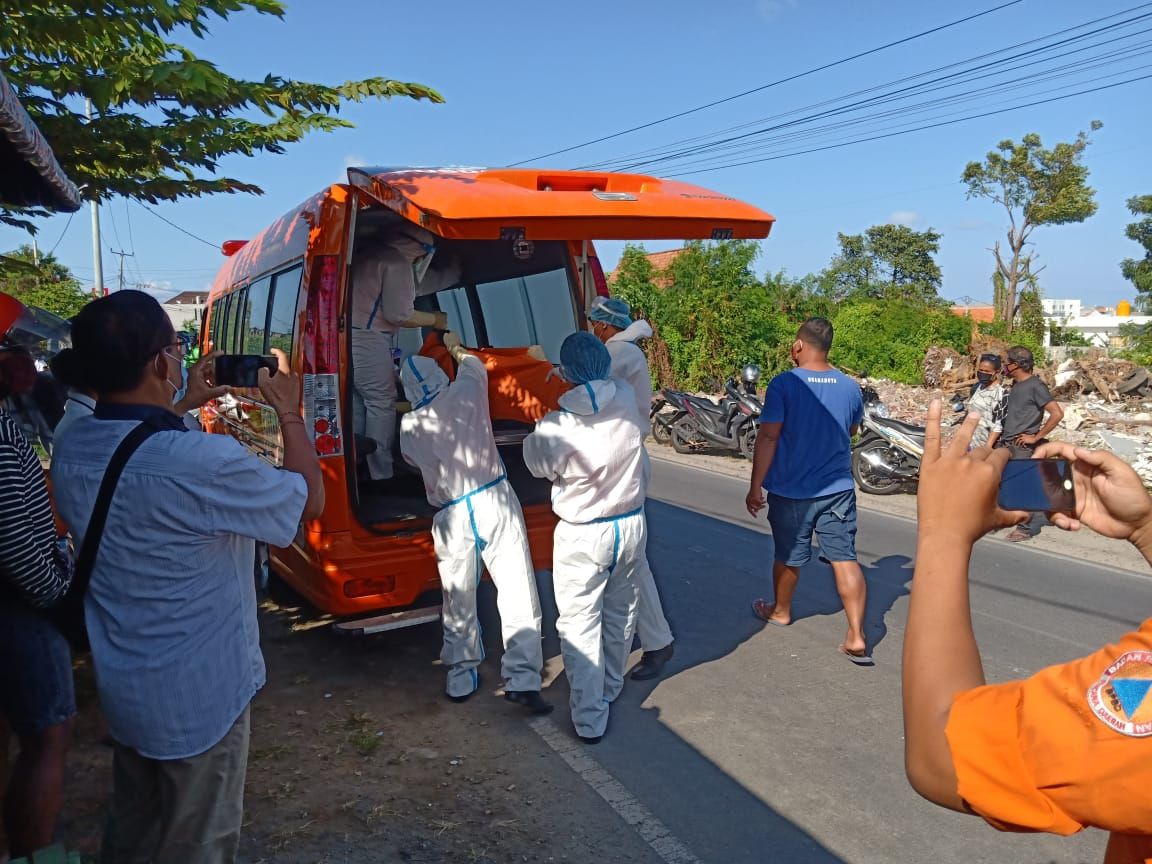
[267,265,303,355]
[218,293,236,352]
[241,277,272,354]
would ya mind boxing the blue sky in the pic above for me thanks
[4,0,1150,307]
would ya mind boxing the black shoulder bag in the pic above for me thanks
[48,419,162,652]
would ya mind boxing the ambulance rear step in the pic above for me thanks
[333,606,442,636]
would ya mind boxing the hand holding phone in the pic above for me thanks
[214,354,278,388]
[997,458,1076,513]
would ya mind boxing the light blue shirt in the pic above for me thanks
[51,410,307,759]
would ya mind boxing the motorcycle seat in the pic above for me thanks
[871,415,926,438]
[684,395,725,415]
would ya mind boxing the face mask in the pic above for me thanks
[163,349,188,404]
[977,372,994,384]
[412,243,436,284]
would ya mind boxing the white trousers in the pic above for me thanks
[553,512,645,739]
[634,553,673,651]
[432,480,545,698]
[351,329,396,480]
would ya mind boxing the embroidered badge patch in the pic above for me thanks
[1087,650,1152,737]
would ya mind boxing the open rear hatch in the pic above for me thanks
[346,167,775,242]
[346,167,774,530]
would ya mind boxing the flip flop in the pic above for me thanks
[838,645,875,667]
[1005,529,1033,543]
[751,598,790,627]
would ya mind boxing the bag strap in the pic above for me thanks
[71,418,164,599]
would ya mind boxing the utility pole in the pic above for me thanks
[109,248,134,291]
[85,98,105,297]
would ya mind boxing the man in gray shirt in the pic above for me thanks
[999,345,1064,542]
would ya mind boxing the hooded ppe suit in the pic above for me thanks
[399,354,545,700]
[350,227,441,481]
[590,305,675,656]
[523,334,649,739]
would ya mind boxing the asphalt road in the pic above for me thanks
[566,455,1152,864]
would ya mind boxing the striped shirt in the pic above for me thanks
[0,410,70,607]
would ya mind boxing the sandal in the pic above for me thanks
[1005,529,1033,543]
[751,598,790,627]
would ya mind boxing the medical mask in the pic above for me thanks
[977,371,994,385]
[164,348,188,404]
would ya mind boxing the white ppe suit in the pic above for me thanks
[523,378,649,738]
[350,228,460,480]
[605,320,674,654]
[399,354,545,699]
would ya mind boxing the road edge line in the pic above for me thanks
[527,716,704,864]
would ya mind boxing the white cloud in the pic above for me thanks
[956,217,993,232]
[886,210,920,227]
[757,0,798,22]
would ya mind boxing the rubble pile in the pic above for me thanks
[916,344,1152,486]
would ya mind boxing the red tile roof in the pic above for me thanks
[951,305,996,324]
[608,247,685,286]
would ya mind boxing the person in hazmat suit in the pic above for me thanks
[523,332,649,743]
[399,332,552,714]
[351,225,448,488]
[588,296,675,681]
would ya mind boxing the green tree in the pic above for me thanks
[831,300,970,384]
[962,123,1101,330]
[0,244,88,317]
[658,240,789,388]
[1121,194,1152,302]
[1017,283,1045,345]
[823,224,943,303]
[1049,322,1091,347]
[610,244,661,322]
[0,1,442,229]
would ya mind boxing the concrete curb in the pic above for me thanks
[647,438,1151,576]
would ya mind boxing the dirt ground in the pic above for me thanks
[35,579,658,864]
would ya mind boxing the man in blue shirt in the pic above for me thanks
[52,292,325,862]
[744,318,871,664]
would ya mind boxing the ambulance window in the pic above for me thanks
[242,277,272,353]
[439,287,478,346]
[476,268,577,362]
[267,265,303,355]
[218,293,237,352]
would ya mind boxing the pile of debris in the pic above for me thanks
[1048,352,1152,403]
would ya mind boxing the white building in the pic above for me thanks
[161,290,208,335]
[1042,297,1082,320]
[1064,309,1152,348]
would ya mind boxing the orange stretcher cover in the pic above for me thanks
[419,333,569,423]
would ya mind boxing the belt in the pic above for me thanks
[441,473,508,576]
[566,506,644,526]
[441,473,507,509]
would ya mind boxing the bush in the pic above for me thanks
[976,320,1046,366]
[830,300,970,383]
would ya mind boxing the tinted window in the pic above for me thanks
[267,265,303,355]
[242,277,272,354]
[476,268,576,362]
[218,293,236,352]
[439,287,478,346]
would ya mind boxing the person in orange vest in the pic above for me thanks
[905,400,1152,864]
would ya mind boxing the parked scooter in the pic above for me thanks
[650,389,688,445]
[851,381,965,494]
[669,364,763,460]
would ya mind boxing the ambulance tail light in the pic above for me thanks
[302,255,343,457]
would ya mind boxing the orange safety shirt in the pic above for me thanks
[418,334,569,424]
[946,618,1152,864]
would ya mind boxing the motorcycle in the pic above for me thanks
[851,381,965,494]
[650,389,689,445]
[669,364,763,461]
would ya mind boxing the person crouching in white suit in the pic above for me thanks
[399,334,552,714]
[523,332,649,744]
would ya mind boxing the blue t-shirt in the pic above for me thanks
[760,367,863,500]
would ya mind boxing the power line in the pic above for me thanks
[629,39,1152,174]
[47,212,74,256]
[136,202,219,249]
[506,0,1026,166]
[579,4,1152,171]
[662,71,1152,177]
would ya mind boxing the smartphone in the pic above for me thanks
[214,354,278,388]
[998,458,1076,513]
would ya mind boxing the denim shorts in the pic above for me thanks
[0,600,76,736]
[767,488,858,567]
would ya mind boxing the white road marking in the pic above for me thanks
[528,716,704,864]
